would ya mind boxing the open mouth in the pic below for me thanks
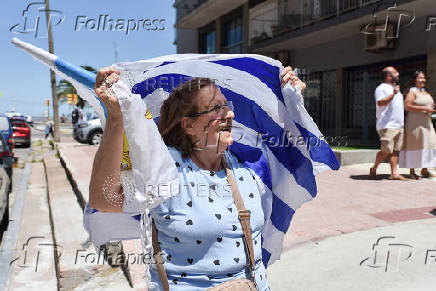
[218,120,232,133]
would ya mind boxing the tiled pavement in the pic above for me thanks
[58,136,435,287]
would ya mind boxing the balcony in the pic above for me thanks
[271,0,382,38]
[250,0,419,52]
[174,0,209,22]
[175,0,247,29]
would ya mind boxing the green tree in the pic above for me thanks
[57,65,97,108]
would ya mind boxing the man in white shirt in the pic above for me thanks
[370,66,408,180]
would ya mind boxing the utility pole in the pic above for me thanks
[45,0,60,142]
[113,41,118,63]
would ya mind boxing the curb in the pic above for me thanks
[333,149,378,166]
[0,162,31,291]
[42,158,62,291]
[54,143,136,288]
[58,153,86,211]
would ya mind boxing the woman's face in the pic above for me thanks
[183,84,235,154]
[416,73,426,88]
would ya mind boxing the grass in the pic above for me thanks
[332,146,378,151]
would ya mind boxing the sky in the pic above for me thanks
[0,0,176,117]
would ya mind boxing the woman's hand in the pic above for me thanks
[281,66,306,93]
[95,67,122,121]
[423,105,436,114]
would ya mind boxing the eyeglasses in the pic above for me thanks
[187,101,234,117]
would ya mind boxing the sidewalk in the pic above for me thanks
[57,136,436,289]
[282,163,436,251]
[58,137,147,289]
[268,217,436,291]
[6,140,132,290]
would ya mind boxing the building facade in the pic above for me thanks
[174,0,436,145]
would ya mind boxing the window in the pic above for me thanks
[203,31,216,53]
[200,23,216,54]
[0,117,10,131]
[222,7,243,54]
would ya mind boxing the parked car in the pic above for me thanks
[73,118,103,145]
[0,135,15,230]
[0,135,15,180]
[10,116,31,147]
[0,167,11,230]
[25,115,33,127]
[0,113,13,148]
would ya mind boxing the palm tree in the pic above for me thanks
[57,65,97,108]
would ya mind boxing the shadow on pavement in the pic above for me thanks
[349,174,390,180]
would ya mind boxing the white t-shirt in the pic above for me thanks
[374,83,404,131]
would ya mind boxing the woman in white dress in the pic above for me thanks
[399,71,436,179]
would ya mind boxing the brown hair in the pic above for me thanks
[158,77,215,158]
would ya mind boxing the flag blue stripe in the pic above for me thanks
[210,57,285,104]
[133,74,317,197]
[220,87,317,197]
[261,243,271,267]
[270,194,295,233]
[54,58,96,88]
[132,73,190,97]
[54,58,107,117]
[294,122,340,170]
[230,142,272,190]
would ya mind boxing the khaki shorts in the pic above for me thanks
[377,128,404,154]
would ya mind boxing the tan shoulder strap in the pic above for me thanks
[152,219,169,291]
[151,155,257,289]
[222,156,257,285]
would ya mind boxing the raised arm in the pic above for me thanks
[377,85,399,107]
[89,67,124,212]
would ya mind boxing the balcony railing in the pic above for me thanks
[251,0,383,44]
[175,0,210,21]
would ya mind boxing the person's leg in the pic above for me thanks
[371,129,391,178]
[410,168,422,180]
[389,151,408,180]
[390,151,399,175]
[371,150,390,176]
[389,129,408,180]
[421,168,436,178]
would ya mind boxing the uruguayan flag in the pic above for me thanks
[12,38,340,269]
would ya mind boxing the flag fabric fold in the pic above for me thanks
[12,38,340,269]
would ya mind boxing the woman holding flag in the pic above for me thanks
[90,66,305,291]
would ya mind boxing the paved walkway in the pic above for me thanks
[58,137,436,289]
[58,137,436,249]
[282,163,436,251]
[268,217,436,291]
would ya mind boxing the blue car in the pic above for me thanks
[0,113,12,148]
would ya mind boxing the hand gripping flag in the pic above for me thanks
[12,38,340,269]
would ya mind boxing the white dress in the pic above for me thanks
[399,87,436,168]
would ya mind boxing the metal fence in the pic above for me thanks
[296,55,427,145]
[298,69,337,137]
[343,56,426,145]
[273,0,382,37]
